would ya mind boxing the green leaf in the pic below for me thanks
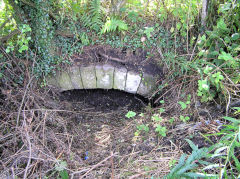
[101,17,128,34]
[159,108,165,113]
[178,101,187,110]
[125,111,136,118]
[186,139,198,151]
[55,161,67,172]
[169,117,175,124]
[160,100,165,104]
[198,79,209,90]
[155,125,167,137]
[137,124,149,132]
[223,116,240,124]
[176,22,182,30]
[6,48,10,53]
[231,33,240,41]
[218,51,234,62]
[152,114,163,121]
[59,169,69,179]
[144,27,154,39]
[18,45,28,53]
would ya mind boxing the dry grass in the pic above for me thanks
[0,70,184,179]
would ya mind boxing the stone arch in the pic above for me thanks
[47,62,161,98]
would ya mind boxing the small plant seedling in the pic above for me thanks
[178,94,191,110]
[160,100,165,104]
[169,117,175,124]
[169,159,177,168]
[139,113,144,117]
[180,115,190,122]
[159,108,165,113]
[125,111,136,118]
[155,124,167,137]
[136,124,149,133]
[55,160,69,179]
[178,101,187,110]
[135,124,149,137]
[152,114,163,122]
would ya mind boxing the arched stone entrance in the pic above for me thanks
[47,48,162,98]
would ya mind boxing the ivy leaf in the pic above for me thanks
[18,45,28,53]
[231,33,240,41]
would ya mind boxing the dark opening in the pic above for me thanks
[60,89,150,112]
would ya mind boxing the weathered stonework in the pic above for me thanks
[47,63,160,97]
[125,71,142,94]
[56,71,73,91]
[80,65,97,89]
[69,66,83,89]
[96,64,114,89]
[113,67,127,91]
[137,73,157,97]
[46,75,59,88]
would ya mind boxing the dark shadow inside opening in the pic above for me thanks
[60,89,150,112]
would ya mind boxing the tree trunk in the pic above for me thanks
[201,0,208,28]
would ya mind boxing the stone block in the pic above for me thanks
[125,71,142,94]
[96,64,114,89]
[80,65,96,89]
[56,71,74,91]
[69,66,83,89]
[137,73,157,97]
[46,75,59,88]
[113,67,127,91]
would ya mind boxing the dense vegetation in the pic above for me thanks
[0,0,240,178]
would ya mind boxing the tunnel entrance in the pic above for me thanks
[60,89,150,113]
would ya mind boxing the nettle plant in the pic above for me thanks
[196,15,240,103]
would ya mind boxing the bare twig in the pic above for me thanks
[79,153,117,179]
[23,120,32,179]
[0,29,20,42]
[16,76,34,126]
[98,52,127,63]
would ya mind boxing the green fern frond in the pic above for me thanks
[164,139,211,179]
[101,17,128,34]
[81,0,103,31]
